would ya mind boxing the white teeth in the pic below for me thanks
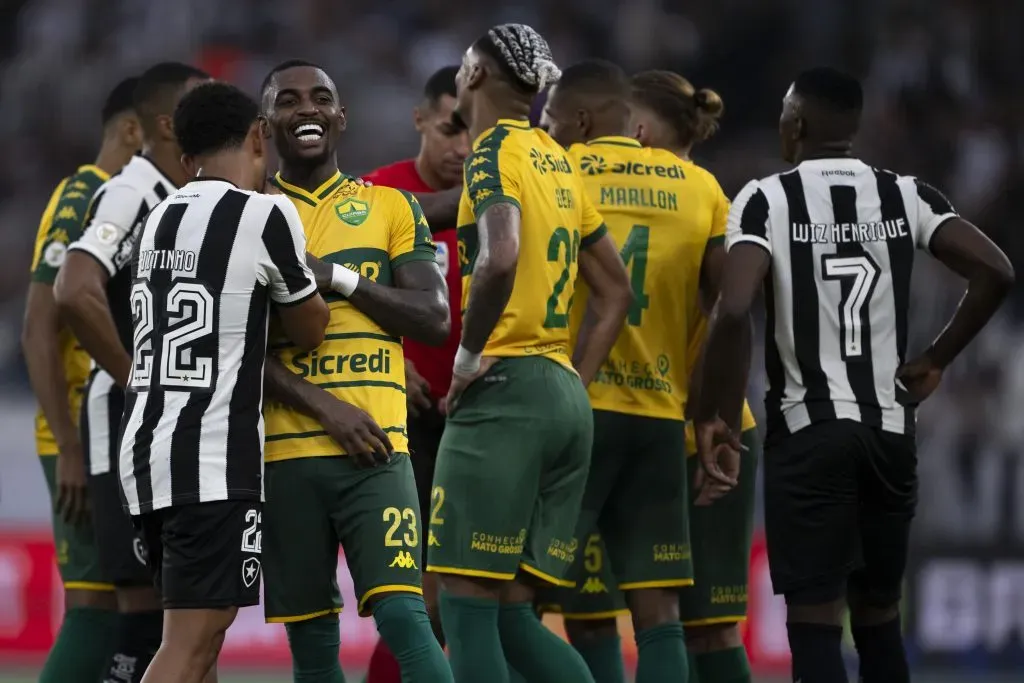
[293,123,324,140]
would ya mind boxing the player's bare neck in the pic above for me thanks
[196,153,251,191]
[94,140,135,177]
[143,142,189,187]
[414,154,453,192]
[468,92,530,141]
[798,142,854,164]
[279,160,339,193]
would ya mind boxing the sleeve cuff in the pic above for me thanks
[920,214,957,253]
[68,243,116,277]
[580,223,608,249]
[30,266,58,284]
[726,234,772,255]
[390,248,438,270]
[273,282,318,307]
[706,234,726,248]
[472,195,521,222]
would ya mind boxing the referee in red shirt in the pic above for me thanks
[362,66,469,683]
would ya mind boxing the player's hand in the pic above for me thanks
[56,441,90,527]
[305,253,334,292]
[313,393,394,468]
[405,359,432,418]
[896,352,943,404]
[692,417,741,504]
[441,356,499,416]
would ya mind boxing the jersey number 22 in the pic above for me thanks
[130,280,216,391]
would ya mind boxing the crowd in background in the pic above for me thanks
[1,0,1022,536]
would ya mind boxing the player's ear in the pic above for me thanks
[258,115,272,140]
[181,154,197,179]
[413,106,425,133]
[250,121,264,158]
[577,108,591,139]
[158,113,176,142]
[466,62,485,92]
[122,114,143,151]
[337,105,347,133]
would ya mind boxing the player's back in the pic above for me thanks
[457,121,606,371]
[729,157,957,439]
[265,173,436,461]
[120,179,308,512]
[567,139,726,420]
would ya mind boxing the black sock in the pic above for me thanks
[786,622,847,683]
[852,618,909,683]
[102,611,163,683]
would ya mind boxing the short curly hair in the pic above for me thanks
[474,23,561,94]
[174,82,260,157]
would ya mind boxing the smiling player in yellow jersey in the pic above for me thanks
[21,77,141,683]
[425,26,632,683]
[259,61,454,683]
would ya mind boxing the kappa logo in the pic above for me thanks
[428,531,441,547]
[335,198,370,226]
[579,154,607,175]
[579,576,609,594]
[132,538,148,566]
[242,556,261,588]
[389,550,418,569]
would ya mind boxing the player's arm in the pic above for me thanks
[316,191,449,345]
[909,182,1014,373]
[697,180,731,312]
[413,187,462,230]
[54,185,139,388]
[262,198,329,351]
[693,182,769,429]
[572,193,632,386]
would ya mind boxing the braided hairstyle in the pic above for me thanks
[631,70,724,148]
[475,23,562,95]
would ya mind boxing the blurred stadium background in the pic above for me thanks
[1,0,1023,680]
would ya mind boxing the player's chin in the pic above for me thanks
[286,141,331,163]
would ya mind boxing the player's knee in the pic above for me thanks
[685,622,743,653]
[438,573,501,600]
[785,582,846,626]
[115,609,164,657]
[626,588,680,632]
[848,585,901,627]
[565,617,618,646]
[114,584,163,613]
[64,587,117,611]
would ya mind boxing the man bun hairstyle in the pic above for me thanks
[631,70,724,147]
[475,23,561,94]
[102,76,140,125]
[174,82,260,158]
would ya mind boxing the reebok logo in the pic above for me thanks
[389,550,418,569]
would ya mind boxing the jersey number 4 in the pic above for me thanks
[130,280,216,391]
[822,253,880,360]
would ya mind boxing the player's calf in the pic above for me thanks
[624,589,688,683]
[369,592,453,682]
[785,589,849,683]
[564,618,627,683]
[848,589,909,683]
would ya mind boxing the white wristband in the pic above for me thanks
[453,345,482,376]
[330,264,360,297]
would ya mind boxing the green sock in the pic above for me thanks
[39,606,117,683]
[438,593,508,683]
[285,614,346,683]
[499,602,596,683]
[373,595,453,683]
[695,647,752,683]
[635,622,689,683]
[688,649,702,683]
[570,633,627,683]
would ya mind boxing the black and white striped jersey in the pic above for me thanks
[69,154,177,475]
[727,157,958,442]
[118,178,318,515]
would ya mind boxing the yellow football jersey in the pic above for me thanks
[30,165,108,456]
[264,172,436,461]
[567,137,731,421]
[457,119,606,371]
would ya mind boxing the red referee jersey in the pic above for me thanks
[362,159,461,400]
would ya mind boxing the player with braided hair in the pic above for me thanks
[426,24,633,683]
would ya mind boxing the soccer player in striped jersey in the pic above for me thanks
[694,67,1013,683]
[427,25,632,683]
[259,60,454,683]
[539,61,753,683]
[22,75,140,683]
[361,65,470,683]
[55,61,210,683]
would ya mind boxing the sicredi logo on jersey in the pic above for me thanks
[578,154,686,179]
[530,148,572,175]
[335,198,370,226]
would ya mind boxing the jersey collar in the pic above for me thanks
[79,164,110,182]
[271,170,350,207]
[588,136,642,149]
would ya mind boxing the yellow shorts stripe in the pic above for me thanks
[63,581,116,592]
[561,609,631,621]
[425,564,516,582]
[265,607,342,624]
[618,578,695,591]
[358,584,423,615]
[519,563,574,588]
[682,615,748,627]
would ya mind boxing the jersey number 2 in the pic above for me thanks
[130,280,216,390]
[822,254,880,359]
[544,226,581,329]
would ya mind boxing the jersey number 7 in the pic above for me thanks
[821,253,880,360]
